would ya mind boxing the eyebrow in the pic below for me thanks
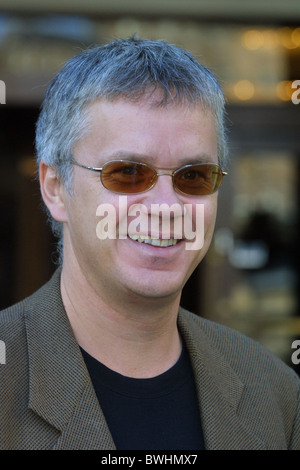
[98,151,215,167]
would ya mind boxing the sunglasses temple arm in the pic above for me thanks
[71,159,103,173]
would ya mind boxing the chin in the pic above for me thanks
[123,274,186,301]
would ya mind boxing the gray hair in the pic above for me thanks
[35,36,228,248]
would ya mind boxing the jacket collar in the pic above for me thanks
[25,269,265,450]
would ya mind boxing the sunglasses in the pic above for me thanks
[71,158,227,196]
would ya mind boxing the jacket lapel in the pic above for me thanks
[52,382,116,450]
[25,269,116,450]
[178,308,266,450]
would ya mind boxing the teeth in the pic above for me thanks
[129,234,179,247]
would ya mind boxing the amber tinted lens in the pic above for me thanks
[174,164,223,195]
[101,161,157,193]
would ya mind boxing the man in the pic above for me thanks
[0,37,299,450]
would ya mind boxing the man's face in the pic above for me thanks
[61,96,219,303]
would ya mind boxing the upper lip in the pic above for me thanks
[128,233,184,240]
[128,234,182,247]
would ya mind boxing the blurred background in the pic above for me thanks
[0,0,299,374]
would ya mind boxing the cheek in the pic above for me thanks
[190,198,217,258]
[189,196,217,235]
[203,197,218,232]
[64,186,102,245]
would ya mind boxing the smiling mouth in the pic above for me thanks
[128,234,180,247]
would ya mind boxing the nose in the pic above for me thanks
[130,174,186,239]
[146,173,183,206]
[145,174,185,226]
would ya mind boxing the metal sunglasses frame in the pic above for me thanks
[70,157,228,195]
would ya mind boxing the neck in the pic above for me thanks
[60,257,182,379]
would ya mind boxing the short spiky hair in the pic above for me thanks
[35,36,228,244]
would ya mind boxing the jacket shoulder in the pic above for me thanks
[179,307,300,387]
[0,270,60,325]
[0,271,63,449]
[0,270,61,367]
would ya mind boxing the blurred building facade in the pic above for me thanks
[0,0,299,373]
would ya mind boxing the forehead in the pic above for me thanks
[86,91,215,127]
[76,96,218,166]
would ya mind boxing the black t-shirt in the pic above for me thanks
[81,342,205,450]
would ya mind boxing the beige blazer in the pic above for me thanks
[0,269,299,450]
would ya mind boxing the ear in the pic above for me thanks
[39,162,68,223]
